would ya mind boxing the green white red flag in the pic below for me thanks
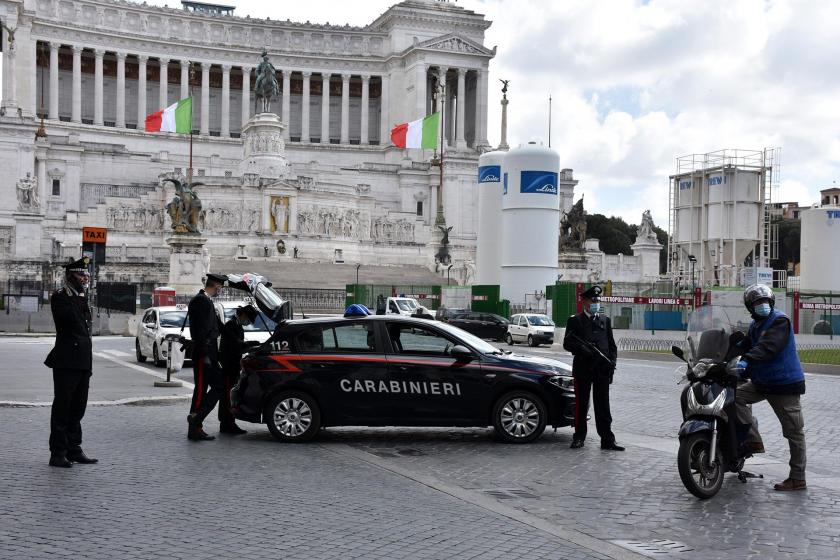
[390,113,439,149]
[145,98,193,133]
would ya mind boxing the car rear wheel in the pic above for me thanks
[505,333,515,346]
[492,391,546,443]
[135,338,147,363]
[153,343,165,367]
[265,391,321,443]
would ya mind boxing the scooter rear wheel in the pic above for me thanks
[678,432,724,499]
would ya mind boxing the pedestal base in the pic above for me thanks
[166,234,208,296]
[558,251,591,283]
[154,380,184,388]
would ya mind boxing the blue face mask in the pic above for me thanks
[589,303,601,315]
[754,303,771,317]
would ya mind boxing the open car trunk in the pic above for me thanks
[225,273,293,323]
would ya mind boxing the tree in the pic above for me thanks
[585,213,670,273]
[771,218,800,272]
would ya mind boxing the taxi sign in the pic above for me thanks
[82,227,107,244]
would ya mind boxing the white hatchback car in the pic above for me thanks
[136,305,191,367]
[506,313,556,347]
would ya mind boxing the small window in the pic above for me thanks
[416,200,423,216]
[297,323,375,353]
[51,179,61,196]
[387,324,455,356]
[389,301,400,313]
[296,327,324,353]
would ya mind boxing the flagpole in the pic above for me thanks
[187,62,195,183]
[435,80,446,227]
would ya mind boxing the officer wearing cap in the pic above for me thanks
[186,273,227,441]
[44,257,98,468]
[563,285,623,451]
[218,304,259,435]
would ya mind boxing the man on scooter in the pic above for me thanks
[734,284,806,491]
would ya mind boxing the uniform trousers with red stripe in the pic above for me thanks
[573,374,615,445]
[217,363,239,427]
[189,351,223,426]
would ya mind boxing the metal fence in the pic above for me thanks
[171,286,345,313]
[618,338,839,365]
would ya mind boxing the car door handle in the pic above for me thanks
[395,365,409,372]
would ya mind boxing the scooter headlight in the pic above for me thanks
[692,360,712,379]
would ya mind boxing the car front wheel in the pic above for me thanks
[528,334,537,347]
[153,343,165,367]
[135,338,147,363]
[265,391,321,443]
[505,333,515,346]
[492,391,547,443]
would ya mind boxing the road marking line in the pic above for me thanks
[100,349,132,357]
[324,443,647,560]
[0,395,191,408]
[93,351,195,390]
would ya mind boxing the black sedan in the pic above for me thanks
[231,315,575,444]
[446,311,510,341]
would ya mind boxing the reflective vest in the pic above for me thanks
[748,309,804,386]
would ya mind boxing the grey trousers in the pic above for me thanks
[735,382,806,480]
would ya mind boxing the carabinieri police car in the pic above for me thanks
[230,308,576,444]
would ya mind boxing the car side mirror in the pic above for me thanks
[672,345,686,361]
[450,345,474,361]
[144,322,155,328]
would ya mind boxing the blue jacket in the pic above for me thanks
[746,309,804,392]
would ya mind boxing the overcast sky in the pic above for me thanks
[23,0,840,228]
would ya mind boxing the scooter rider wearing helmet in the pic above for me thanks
[734,283,807,491]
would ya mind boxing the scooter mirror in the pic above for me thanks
[672,345,686,361]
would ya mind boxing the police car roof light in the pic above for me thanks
[344,304,372,317]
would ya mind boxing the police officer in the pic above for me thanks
[735,284,807,491]
[218,304,258,435]
[563,285,623,451]
[45,257,98,468]
[186,273,227,441]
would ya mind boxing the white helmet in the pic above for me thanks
[743,284,774,312]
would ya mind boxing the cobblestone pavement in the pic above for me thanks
[0,404,615,560]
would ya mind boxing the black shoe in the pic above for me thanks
[570,439,585,449]
[187,413,199,426]
[601,442,625,451]
[67,451,98,464]
[49,455,72,468]
[219,424,247,435]
[188,428,215,441]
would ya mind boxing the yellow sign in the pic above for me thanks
[82,227,108,244]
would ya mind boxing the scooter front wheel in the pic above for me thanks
[678,432,724,499]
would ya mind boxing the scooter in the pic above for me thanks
[671,306,762,499]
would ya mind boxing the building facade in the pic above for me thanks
[0,0,494,290]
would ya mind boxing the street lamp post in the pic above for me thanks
[355,264,361,304]
[688,254,697,304]
[447,264,453,285]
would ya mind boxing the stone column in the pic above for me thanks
[416,64,427,119]
[340,73,351,144]
[48,42,60,120]
[37,155,47,206]
[360,74,370,145]
[180,60,189,101]
[281,70,291,140]
[241,66,251,127]
[320,73,331,144]
[94,49,104,125]
[158,58,169,109]
[474,68,489,148]
[380,74,390,144]
[137,55,148,128]
[115,51,126,128]
[301,71,311,143]
[455,68,467,151]
[221,64,231,137]
[72,46,82,123]
[200,62,210,135]
[0,17,16,110]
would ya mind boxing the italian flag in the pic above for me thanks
[390,113,439,149]
[145,97,193,133]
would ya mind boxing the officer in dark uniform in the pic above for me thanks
[186,273,227,441]
[45,257,98,468]
[563,285,623,451]
[218,304,259,435]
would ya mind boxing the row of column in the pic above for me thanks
[44,43,389,144]
[416,65,488,150]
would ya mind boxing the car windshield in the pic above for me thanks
[434,321,502,354]
[396,300,415,311]
[527,315,554,326]
[159,311,188,328]
[223,308,277,332]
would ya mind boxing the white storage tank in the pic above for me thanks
[799,206,840,292]
[500,142,561,304]
[475,150,506,285]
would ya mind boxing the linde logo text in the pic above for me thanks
[520,170,558,195]
[478,165,501,183]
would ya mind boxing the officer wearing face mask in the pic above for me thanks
[218,304,259,435]
[734,284,807,491]
[563,285,623,451]
[44,257,98,468]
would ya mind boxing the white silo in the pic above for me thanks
[799,207,840,293]
[500,142,561,304]
[475,150,506,285]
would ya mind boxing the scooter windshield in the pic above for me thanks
[685,306,733,365]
